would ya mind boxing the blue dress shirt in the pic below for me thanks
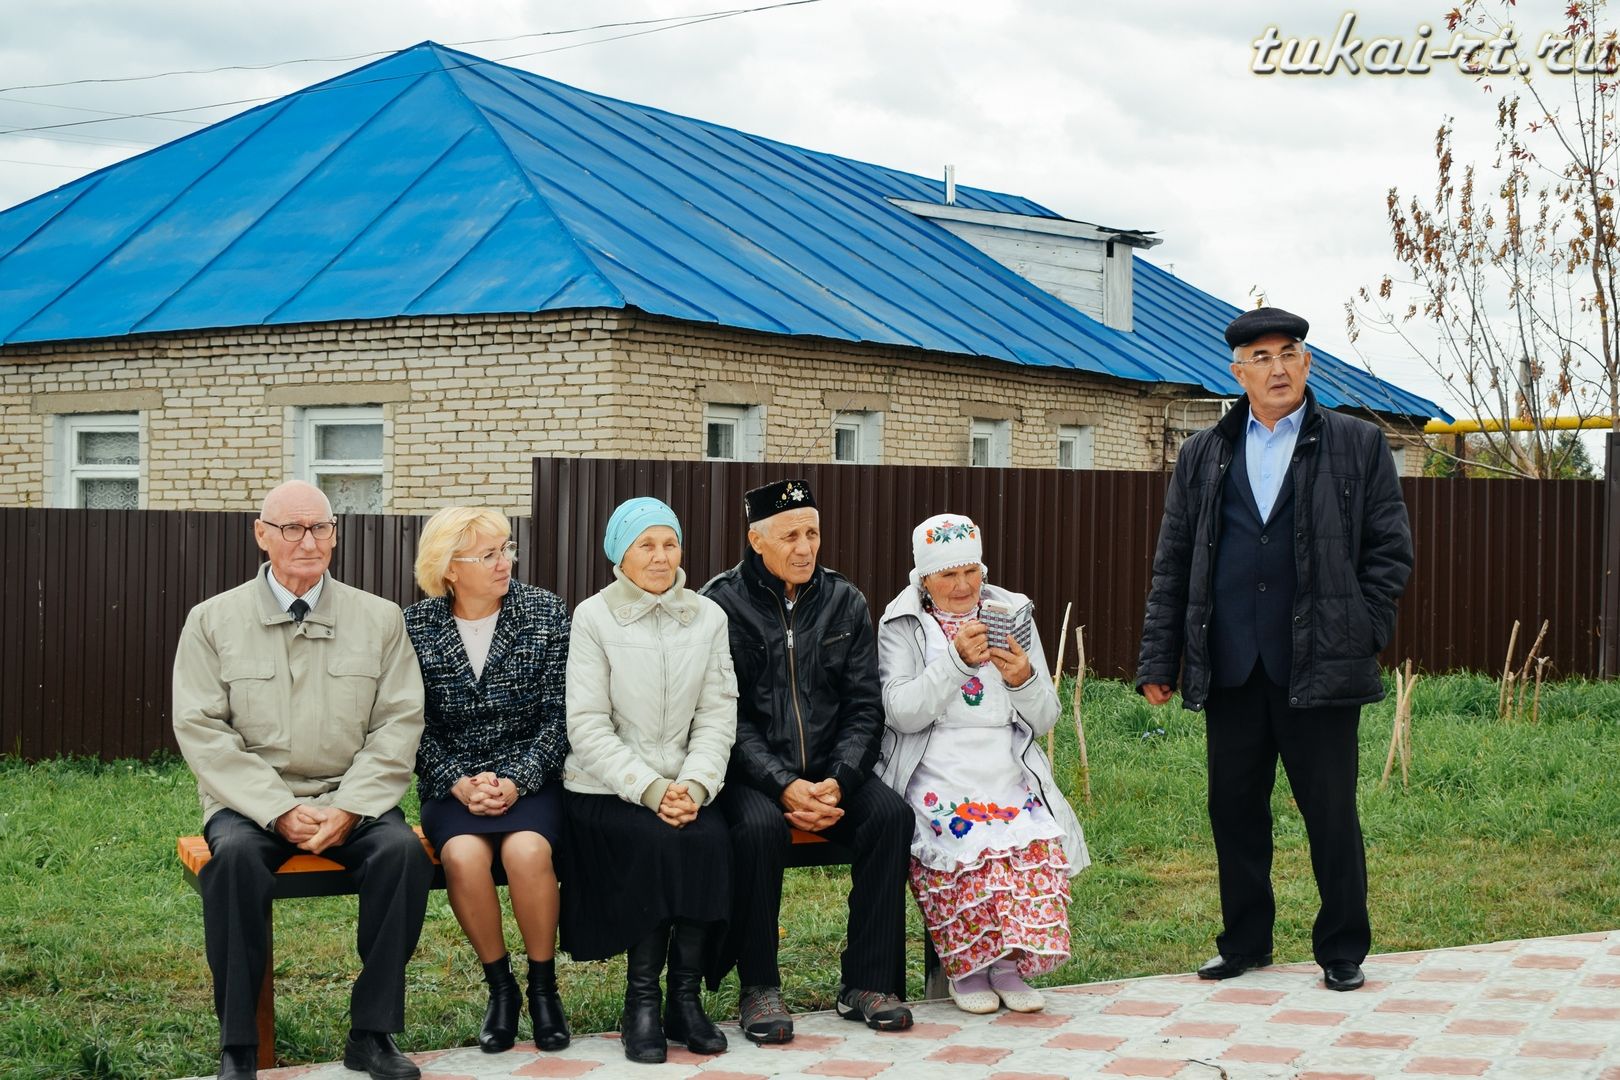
[1245,399,1306,522]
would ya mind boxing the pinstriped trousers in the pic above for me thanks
[714,779,912,995]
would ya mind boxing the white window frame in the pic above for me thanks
[703,402,763,462]
[1390,444,1408,474]
[1057,424,1095,470]
[56,412,140,509]
[969,418,1011,468]
[832,410,882,464]
[294,405,385,511]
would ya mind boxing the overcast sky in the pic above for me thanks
[0,0,1594,431]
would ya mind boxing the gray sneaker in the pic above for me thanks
[835,985,913,1031]
[738,984,794,1044]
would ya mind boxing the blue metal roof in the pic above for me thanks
[0,43,1440,419]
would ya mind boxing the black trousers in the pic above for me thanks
[199,807,433,1047]
[1204,664,1370,967]
[715,779,912,994]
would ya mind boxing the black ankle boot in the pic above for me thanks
[620,923,670,1064]
[663,921,727,1054]
[526,956,570,1051]
[478,954,520,1053]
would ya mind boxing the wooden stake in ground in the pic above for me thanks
[1072,626,1091,804]
[1513,619,1550,720]
[1498,620,1521,719]
[1047,601,1072,759]
[1531,657,1548,724]
[1380,660,1417,791]
[1397,659,1415,787]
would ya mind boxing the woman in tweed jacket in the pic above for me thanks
[405,507,571,1056]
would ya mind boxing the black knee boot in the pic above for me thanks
[664,920,727,1054]
[526,957,570,1051]
[479,954,520,1053]
[621,923,670,1064]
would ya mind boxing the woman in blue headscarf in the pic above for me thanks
[559,497,738,1065]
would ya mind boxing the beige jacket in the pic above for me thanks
[172,564,425,827]
[563,567,737,808]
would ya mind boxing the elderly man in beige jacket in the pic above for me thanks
[173,481,431,1080]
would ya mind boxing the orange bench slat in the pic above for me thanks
[177,823,826,876]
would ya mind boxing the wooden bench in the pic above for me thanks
[179,825,943,1068]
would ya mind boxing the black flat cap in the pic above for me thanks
[745,478,817,523]
[1225,306,1309,349]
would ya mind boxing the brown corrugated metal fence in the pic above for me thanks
[0,451,1613,761]
[0,511,531,760]
[531,459,1611,687]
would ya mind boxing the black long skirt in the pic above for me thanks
[559,790,731,962]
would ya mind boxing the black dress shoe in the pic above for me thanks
[217,1045,256,1080]
[1323,960,1366,991]
[1196,953,1273,980]
[342,1030,420,1080]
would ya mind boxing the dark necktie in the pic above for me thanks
[288,598,310,623]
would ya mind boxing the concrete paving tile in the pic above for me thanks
[1444,1017,1528,1036]
[926,1044,1010,1065]
[1221,1042,1304,1064]
[1267,1008,1350,1026]
[1335,1031,1416,1049]
[1401,1056,1492,1075]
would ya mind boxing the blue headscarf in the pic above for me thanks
[602,497,683,565]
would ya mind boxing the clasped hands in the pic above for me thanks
[656,782,701,828]
[452,772,520,817]
[274,804,357,854]
[952,621,1034,687]
[780,777,843,832]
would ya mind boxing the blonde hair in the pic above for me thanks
[415,506,512,597]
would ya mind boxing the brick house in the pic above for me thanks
[0,44,1438,516]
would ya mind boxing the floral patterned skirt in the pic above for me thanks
[908,837,1072,979]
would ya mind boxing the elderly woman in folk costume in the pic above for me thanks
[559,497,738,1065]
[875,513,1089,1014]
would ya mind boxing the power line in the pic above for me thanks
[0,2,821,140]
[0,93,205,127]
[0,1,821,95]
[0,156,100,170]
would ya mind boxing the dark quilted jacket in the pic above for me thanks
[404,581,570,800]
[1136,389,1414,710]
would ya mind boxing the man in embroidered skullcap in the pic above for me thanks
[1136,306,1413,994]
[700,479,914,1041]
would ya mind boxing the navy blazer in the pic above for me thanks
[404,581,570,801]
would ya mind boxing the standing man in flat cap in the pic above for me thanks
[701,479,914,1041]
[1136,308,1413,993]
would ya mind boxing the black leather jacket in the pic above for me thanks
[700,552,883,799]
[1136,389,1414,710]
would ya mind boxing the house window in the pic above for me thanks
[297,406,384,513]
[1390,444,1408,474]
[832,411,882,464]
[1057,424,1095,470]
[58,413,140,508]
[704,403,763,462]
[969,418,1011,468]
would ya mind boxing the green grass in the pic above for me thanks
[2,671,1618,1078]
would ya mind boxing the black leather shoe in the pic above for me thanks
[1196,953,1273,980]
[1323,960,1366,991]
[217,1046,256,1080]
[342,1030,420,1080]
[479,955,520,1053]
[527,957,571,1052]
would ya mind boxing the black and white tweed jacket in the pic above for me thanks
[404,580,570,802]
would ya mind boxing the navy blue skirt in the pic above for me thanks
[419,781,563,854]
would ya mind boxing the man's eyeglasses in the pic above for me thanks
[261,519,337,542]
[451,542,519,568]
[1237,347,1307,370]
